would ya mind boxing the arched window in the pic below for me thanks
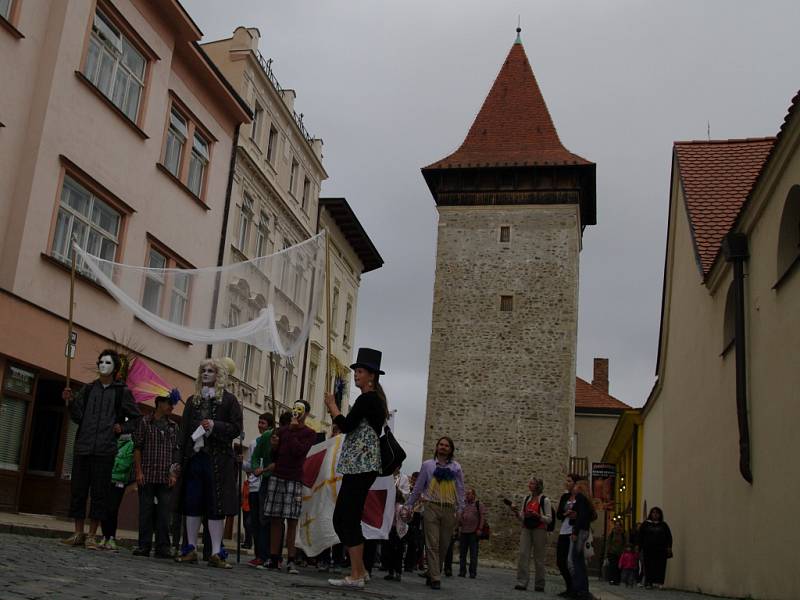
[722,281,736,356]
[776,185,800,286]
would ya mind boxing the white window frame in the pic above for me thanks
[83,8,146,121]
[267,125,278,164]
[289,159,299,197]
[164,109,187,177]
[255,211,270,258]
[237,195,254,253]
[52,176,121,280]
[187,132,209,196]
[142,248,167,314]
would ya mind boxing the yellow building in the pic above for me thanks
[641,88,800,598]
[601,409,643,535]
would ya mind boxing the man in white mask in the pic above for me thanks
[171,359,242,569]
[61,349,140,549]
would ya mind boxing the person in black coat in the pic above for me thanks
[638,507,673,588]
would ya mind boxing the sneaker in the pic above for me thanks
[84,537,100,550]
[175,546,198,564]
[106,539,119,553]
[248,558,264,568]
[208,553,232,569]
[328,577,365,589]
[286,561,299,575]
[60,533,86,547]
[364,572,371,582]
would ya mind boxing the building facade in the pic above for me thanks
[0,0,249,515]
[303,198,383,430]
[202,27,327,442]
[641,90,800,598]
[421,32,596,558]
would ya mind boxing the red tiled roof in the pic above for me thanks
[575,377,631,412]
[424,41,591,170]
[673,138,775,277]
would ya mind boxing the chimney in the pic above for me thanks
[592,358,609,393]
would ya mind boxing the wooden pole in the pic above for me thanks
[324,228,333,393]
[65,241,77,392]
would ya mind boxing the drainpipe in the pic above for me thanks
[722,232,753,484]
[207,124,241,359]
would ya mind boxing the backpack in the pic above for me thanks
[541,495,557,532]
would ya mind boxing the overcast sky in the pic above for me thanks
[187,0,800,469]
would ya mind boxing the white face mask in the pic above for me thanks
[292,402,306,420]
[201,366,217,386]
[98,356,115,376]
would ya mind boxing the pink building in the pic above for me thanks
[0,0,249,516]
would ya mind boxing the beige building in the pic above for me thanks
[303,198,383,430]
[641,90,800,598]
[0,0,249,515]
[421,32,596,558]
[202,27,327,442]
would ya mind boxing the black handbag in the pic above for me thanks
[379,425,406,476]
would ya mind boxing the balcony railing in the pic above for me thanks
[254,50,315,145]
[569,456,589,479]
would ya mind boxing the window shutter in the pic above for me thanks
[60,419,79,480]
[0,397,28,471]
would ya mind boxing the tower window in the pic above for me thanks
[500,295,514,312]
[499,226,511,243]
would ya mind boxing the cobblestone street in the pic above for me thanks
[0,533,739,600]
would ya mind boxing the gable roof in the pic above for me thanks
[673,138,775,277]
[575,377,631,413]
[424,39,591,170]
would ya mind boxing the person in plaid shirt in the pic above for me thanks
[132,390,180,558]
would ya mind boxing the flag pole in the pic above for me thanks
[324,228,333,393]
[65,240,77,394]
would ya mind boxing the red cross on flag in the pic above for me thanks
[295,434,397,557]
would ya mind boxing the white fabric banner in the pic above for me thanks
[295,434,396,557]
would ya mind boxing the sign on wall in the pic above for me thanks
[591,462,616,510]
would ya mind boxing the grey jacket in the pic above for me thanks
[69,380,140,456]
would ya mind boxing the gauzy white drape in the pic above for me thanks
[72,231,326,358]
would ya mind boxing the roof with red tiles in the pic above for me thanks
[424,39,591,170]
[575,377,632,412]
[673,138,775,277]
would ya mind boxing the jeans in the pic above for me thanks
[138,483,172,553]
[568,530,590,596]
[458,532,479,576]
[557,534,572,592]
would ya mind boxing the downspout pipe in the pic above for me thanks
[722,232,753,484]
[207,125,241,359]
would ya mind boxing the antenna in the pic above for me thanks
[707,120,711,141]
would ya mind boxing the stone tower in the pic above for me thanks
[421,31,596,558]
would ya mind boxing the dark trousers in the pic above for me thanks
[68,454,115,521]
[249,490,269,561]
[444,536,455,573]
[332,472,377,547]
[557,534,573,592]
[138,483,172,553]
[404,513,423,571]
[459,532,479,576]
[100,482,127,538]
[606,553,621,583]
[383,527,407,575]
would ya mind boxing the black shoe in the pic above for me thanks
[444,570,452,577]
[431,581,441,590]
[384,573,396,581]
[534,587,545,592]
[469,574,476,579]
[557,592,571,598]
[458,572,466,578]
[393,574,402,582]
[514,585,527,591]
[132,547,151,557]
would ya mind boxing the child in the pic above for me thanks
[618,544,639,587]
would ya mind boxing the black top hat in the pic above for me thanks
[350,347,385,375]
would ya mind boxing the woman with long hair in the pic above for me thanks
[403,435,465,590]
[324,348,388,589]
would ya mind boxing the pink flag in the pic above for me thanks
[126,358,172,404]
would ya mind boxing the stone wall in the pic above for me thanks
[424,204,580,561]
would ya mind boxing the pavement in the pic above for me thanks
[0,530,740,600]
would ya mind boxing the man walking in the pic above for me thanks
[510,477,553,592]
[132,391,179,558]
[243,412,274,567]
[263,400,316,573]
[61,349,140,549]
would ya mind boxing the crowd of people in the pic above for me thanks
[60,347,671,596]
